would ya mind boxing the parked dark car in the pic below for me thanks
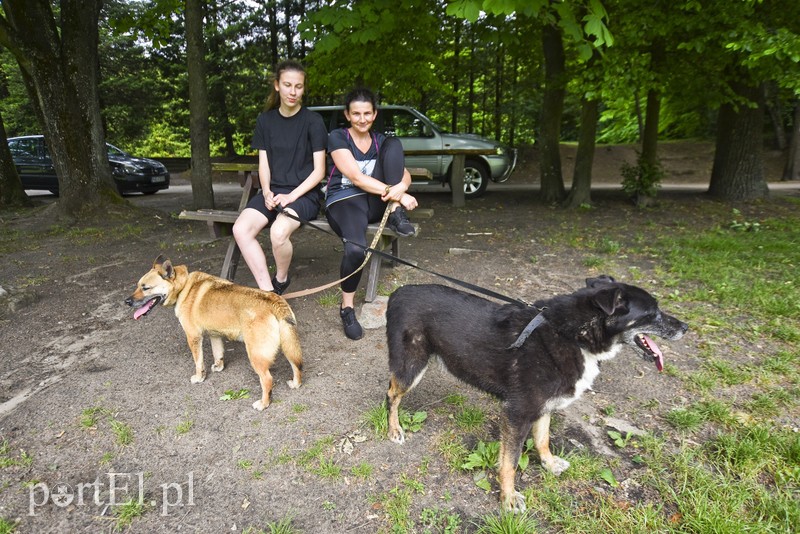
[309,105,516,199]
[8,135,170,195]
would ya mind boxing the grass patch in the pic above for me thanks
[0,517,19,534]
[0,441,32,469]
[113,498,147,531]
[454,405,486,430]
[350,461,373,480]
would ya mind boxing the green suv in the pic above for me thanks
[309,105,516,199]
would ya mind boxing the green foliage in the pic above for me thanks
[620,154,665,201]
[219,388,250,401]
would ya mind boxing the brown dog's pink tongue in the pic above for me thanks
[133,299,156,320]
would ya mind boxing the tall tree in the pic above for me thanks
[708,79,769,200]
[447,0,612,203]
[0,108,29,207]
[0,0,118,218]
[538,21,566,203]
[185,0,214,208]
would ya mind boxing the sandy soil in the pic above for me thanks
[0,143,797,533]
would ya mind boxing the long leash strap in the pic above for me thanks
[279,204,392,300]
[276,205,529,307]
[507,312,547,349]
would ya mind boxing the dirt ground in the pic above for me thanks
[0,143,797,533]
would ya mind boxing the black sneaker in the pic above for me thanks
[271,275,291,295]
[387,206,415,237]
[339,306,363,340]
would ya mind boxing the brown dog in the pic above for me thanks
[125,256,302,410]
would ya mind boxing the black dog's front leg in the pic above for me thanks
[532,413,570,475]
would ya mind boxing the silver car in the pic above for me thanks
[310,105,516,199]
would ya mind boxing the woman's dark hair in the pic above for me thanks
[343,86,377,111]
[265,60,306,110]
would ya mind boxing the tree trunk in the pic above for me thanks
[282,0,293,59]
[783,101,799,181]
[494,37,502,141]
[538,22,566,203]
[268,1,279,67]
[709,81,769,200]
[467,25,475,133]
[450,19,461,133]
[186,0,215,209]
[0,0,118,219]
[0,110,31,207]
[763,81,787,150]
[207,6,236,157]
[563,97,598,208]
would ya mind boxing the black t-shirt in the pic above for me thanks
[250,107,328,189]
[325,128,385,207]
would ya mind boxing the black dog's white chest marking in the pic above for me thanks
[544,345,621,412]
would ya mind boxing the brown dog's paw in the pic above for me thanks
[211,361,225,372]
[286,378,301,389]
[190,373,205,384]
[388,427,406,444]
[252,399,269,411]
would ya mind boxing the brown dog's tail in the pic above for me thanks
[277,306,303,377]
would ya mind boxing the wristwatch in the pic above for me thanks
[384,185,391,195]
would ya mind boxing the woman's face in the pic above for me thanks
[274,69,305,111]
[345,100,376,134]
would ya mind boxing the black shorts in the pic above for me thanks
[244,186,321,224]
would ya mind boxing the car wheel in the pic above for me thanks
[451,158,489,199]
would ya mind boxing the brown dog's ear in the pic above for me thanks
[592,287,626,315]
[585,275,616,288]
[160,259,175,280]
[153,254,167,268]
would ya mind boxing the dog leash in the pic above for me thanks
[274,205,529,307]
[276,204,545,348]
[277,203,392,300]
[507,312,547,350]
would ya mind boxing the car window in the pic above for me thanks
[9,138,40,158]
[381,109,432,138]
[107,145,126,158]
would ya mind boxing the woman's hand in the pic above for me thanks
[265,190,295,211]
[399,193,417,211]
[272,192,295,209]
[381,183,408,203]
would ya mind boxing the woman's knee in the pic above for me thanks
[233,212,265,242]
[343,242,366,264]
[270,217,297,245]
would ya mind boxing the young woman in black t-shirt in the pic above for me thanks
[232,60,328,294]
[325,87,418,340]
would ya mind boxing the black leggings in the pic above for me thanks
[325,137,405,293]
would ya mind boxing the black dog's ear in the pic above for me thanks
[585,275,616,288]
[592,287,626,315]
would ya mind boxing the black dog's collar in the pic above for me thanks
[507,311,547,350]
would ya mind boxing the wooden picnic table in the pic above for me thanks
[403,148,500,207]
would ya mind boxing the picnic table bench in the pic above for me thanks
[178,163,432,302]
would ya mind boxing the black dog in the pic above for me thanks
[385,276,688,512]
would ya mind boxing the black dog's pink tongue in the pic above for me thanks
[643,334,664,372]
[133,299,156,320]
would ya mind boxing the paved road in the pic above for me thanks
[25,177,800,212]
